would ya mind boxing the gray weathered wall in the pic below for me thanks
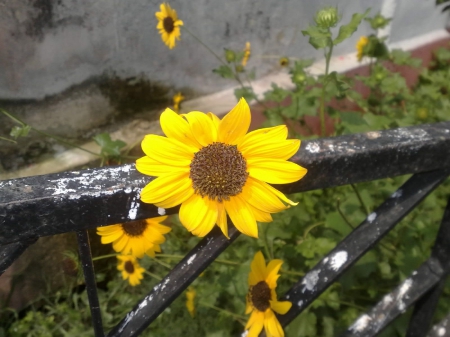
[1,0,447,100]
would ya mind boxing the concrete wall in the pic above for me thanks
[0,0,447,100]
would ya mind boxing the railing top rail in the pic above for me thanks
[1,122,450,245]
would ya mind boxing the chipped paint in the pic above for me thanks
[391,189,403,198]
[366,131,381,139]
[297,300,303,307]
[367,212,377,223]
[350,314,372,332]
[158,207,166,215]
[161,277,170,290]
[187,254,197,265]
[330,251,348,271]
[241,330,249,337]
[438,327,446,336]
[323,257,329,264]
[305,142,320,153]
[302,269,320,292]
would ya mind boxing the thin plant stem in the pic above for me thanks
[351,184,370,216]
[92,253,119,261]
[337,199,355,230]
[303,221,325,239]
[151,256,172,269]
[0,136,16,143]
[199,301,247,324]
[157,254,241,266]
[144,270,162,281]
[0,108,101,157]
[319,36,334,137]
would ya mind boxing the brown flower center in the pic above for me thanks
[124,261,135,274]
[121,220,147,237]
[190,142,248,202]
[163,17,175,33]
[249,281,272,312]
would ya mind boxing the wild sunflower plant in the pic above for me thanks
[6,4,450,337]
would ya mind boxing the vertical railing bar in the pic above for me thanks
[405,199,450,337]
[76,230,105,337]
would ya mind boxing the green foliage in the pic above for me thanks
[212,65,235,79]
[93,133,127,164]
[9,125,31,139]
[334,10,370,45]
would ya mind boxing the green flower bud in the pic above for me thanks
[315,7,340,29]
[225,49,236,63]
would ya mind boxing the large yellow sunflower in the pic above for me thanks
[245,251,292,337]
[136,98,307,239]
[155,3,183,49]
[117,255,145,286]
[96,216,171,258]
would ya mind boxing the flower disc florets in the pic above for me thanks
[124,261,135,274]
[190,142,248,202]
[121,220,147,237]
[163,17,175,33]
[249,281,272,312]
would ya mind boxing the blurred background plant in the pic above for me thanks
[2,4,450,337]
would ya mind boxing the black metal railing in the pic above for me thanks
[1,121,450,336]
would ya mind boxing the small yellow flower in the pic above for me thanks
[173,92,185,113]
[117,255,145,286]
[242,42,251,67]
[356,36,369,62]
[279,57,289,67]
[97,216,171,258]
[136,98,307,239]
[186,287,196,317]
[244,252,292,337]
[155,3,183,49]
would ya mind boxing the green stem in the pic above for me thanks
[337,199,355,230]
[144,270,162,281]
[182,26,262,105]
[351,184,370,216]
[0,136,16,143]
[303,221,325,240]
[0,108,101,157]
[319,37,334,137]
[199,301,247,324]
[92,253,119,261]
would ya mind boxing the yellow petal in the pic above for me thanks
[270,300,292,315]
[160,108,201,149]
[240,139,300,161]
[224,195,258,238]
[136,156,190,177]
[99,230,123,244]
[246,311,265,337]
[240,125,288,149]
[259,182,299,206]
[207,112,221,130]
[247,158,307,184]
[250,205,273,223]
[265,259,283,288]
[179,194,218,237]
[216,202,229,238]
[249,251,266,284]
[155,185,195,209]
[140,172,192,205]
[242,178,289,213]
[141,134,195,167]
[264,309,284,337]
[218,98,251,145]
[183,111,218,146]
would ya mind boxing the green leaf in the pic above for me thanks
[302,25,331,49]
[212,65,234,79]
[93,133,127,157]
[333,9,370,45]
[326,212,352,236]
[10,125,31,139]
[234,87,256,103]
[286,311,317,337]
